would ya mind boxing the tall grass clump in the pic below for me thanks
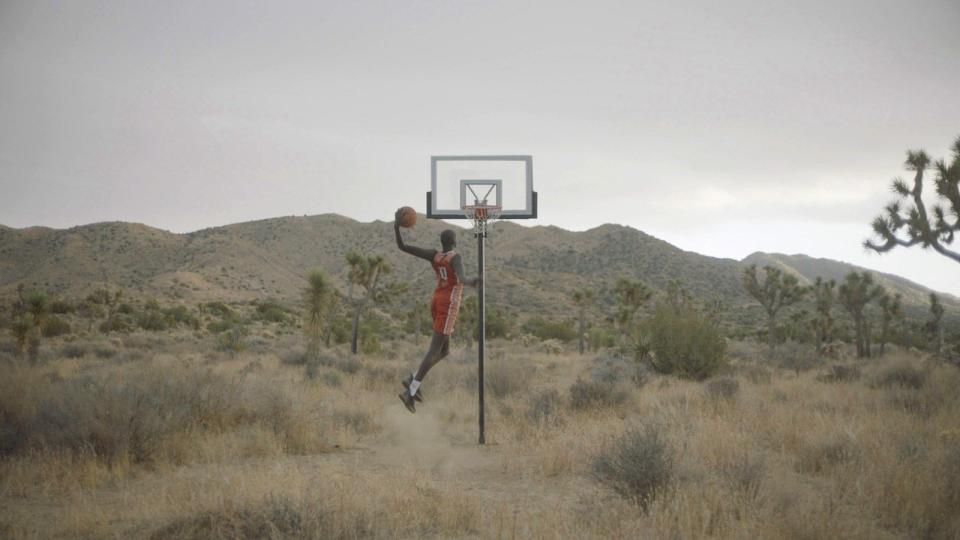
[569,378,627,410]
[0,363,322,465]
[644,285,727,381]
[592,425,673,511]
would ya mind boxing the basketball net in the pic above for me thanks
[463,203,502,237]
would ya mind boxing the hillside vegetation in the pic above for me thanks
[2,215,955,321]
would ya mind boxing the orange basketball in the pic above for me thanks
[397,206,417,228]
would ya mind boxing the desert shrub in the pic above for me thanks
[724,452,764,500]
[777,340,820,375]
[60,342,89,359]
[704,377,739,401]
[49,299,75,314]
[162,305,200,329]
[42,315,71,337]
[335,359,361,375]
[203,301,234,319]
[485,308,515,339]
[99,315,132,333]
[3,365,317,463]
[592,425,673,510]
[591,355,649,388]
[587,326,617,350]
[737,363,772,384]
[876,364,926,389]
[137,309,170,331]
[570,378,627,410]
[526,389,563,426]
[817,364,861,383]
[149,496,374,540]
[358,324,381,354]
[645,297,727,381]
[321,371,342,387]
[217,324,248,354]
[523,317,577,343]
[796,433,859,474]
[485,357,535,398]
[253,300,292,325]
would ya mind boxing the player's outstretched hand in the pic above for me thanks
[393,209,401,229]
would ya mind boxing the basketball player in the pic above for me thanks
[394,209,479,413]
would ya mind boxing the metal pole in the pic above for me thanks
[477,225,485,445]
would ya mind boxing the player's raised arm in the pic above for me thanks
[394,210,435,261]
[451,253,480,288]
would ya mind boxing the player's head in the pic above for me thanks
[440,229,456,250]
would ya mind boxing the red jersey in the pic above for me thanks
[431,251,461,292]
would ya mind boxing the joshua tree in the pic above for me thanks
[572,289,595,354]
[10,287,49,363]
[85,288,123,333]
[741,265,807,353]
[613,278,652,353]
[809,277,836,355]
[865,135,960,264]
[345,252,391,354]
[877,291,903,356]
[928,293,945,357]
[303,269,335,363]
[837,272,883,358]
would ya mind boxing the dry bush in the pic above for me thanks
[776,340,821,375]
[796,432,859,474]
[1,362,324,464]
[817,364,861,383]
[569,378,627,410]
[875,363,926,389]
[482,356,535,398]
[526,388,563,427]
[723,451,764,500]
[736,363,772,384]
[149,495,375,540]
[704,377,739,402]
[592,424,673,511]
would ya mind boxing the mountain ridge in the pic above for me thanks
[1,215,955,320]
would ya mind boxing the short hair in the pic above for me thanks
[440,229,457,245]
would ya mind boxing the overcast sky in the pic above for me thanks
[2,0,958,294]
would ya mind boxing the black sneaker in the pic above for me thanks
[402,375,424,402]
[398,390,416,413]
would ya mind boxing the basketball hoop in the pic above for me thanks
[463,203,502,237]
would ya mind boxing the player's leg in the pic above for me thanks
[414,331,447,381]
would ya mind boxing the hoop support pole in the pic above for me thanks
[476,225,486,445]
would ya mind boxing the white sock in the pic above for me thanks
[409,377,421,397]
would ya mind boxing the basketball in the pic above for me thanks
[397,206,417,228]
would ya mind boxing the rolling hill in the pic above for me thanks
[0,215,955,322]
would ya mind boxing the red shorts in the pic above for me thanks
[432,284,464,336]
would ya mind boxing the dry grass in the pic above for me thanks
[2,334,959,539]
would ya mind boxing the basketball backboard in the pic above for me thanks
[426,155,537,219]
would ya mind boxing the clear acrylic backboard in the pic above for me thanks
[426,155,536,220]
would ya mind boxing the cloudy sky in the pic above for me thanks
[2,0,958,293]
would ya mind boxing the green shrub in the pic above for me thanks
[570,378,627,410]
[42,315,71,337]
[138,310,170,331]
[523,317,577,343]
[49,299,75,314]
[253,300,291,325]
[645,296,727,381]
[592,425,673,510]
